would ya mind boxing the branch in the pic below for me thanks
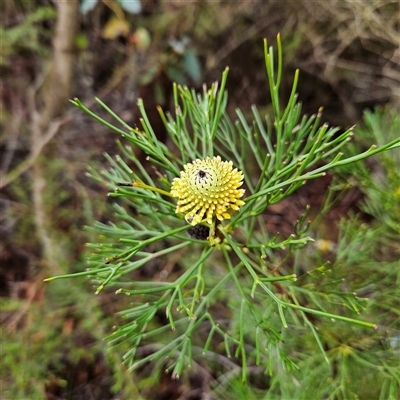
[0,117,68,189]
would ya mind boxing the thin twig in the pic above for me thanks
[0,117,69,189]
[1,97,23,173]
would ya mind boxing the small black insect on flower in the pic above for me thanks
[187,225,210,240]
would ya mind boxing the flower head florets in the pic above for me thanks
[170,156,245,226]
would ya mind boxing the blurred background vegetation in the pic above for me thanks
[1,0,399,399]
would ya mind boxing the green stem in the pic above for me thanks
[117,181,175,198]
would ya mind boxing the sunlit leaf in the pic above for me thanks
[102,16,130,39]
[75,33,89,50]
[132,27,151,49]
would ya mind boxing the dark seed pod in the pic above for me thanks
[187,225,209,240]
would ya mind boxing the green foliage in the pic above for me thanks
[264,217,399,400]
[46,36,400,389]
[341,107,400,233]
[0,154,139,399]
[0,6,56,66]
[1,278,142,399]
[0,283,98,399]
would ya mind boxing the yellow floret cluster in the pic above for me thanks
[170,156,245,226]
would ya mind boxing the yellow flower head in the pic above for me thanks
[170,156,245,226]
